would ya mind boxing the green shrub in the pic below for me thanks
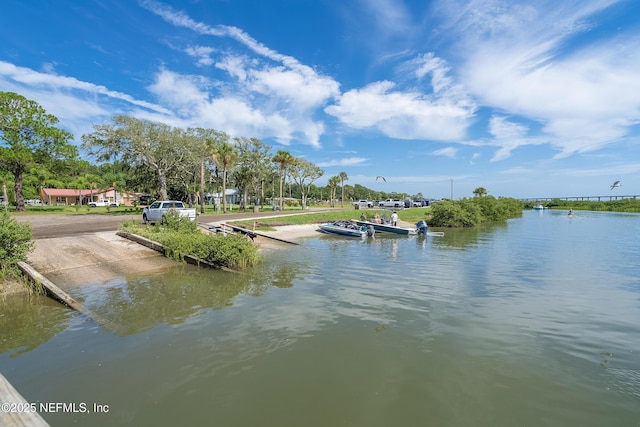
[0,211,34,274]
[429,197,523,227]
[120,219,260,269]
[161,210,198,233]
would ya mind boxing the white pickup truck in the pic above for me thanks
[142,200,197,224]
[89,199,120,207]
[352,200,374,208]
[379,198,404,208]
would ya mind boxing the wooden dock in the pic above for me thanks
[217,223,299,245]
[0,373,50,426]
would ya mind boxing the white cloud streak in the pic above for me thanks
[443,0,640,159]
[140,0,341,148]
[316,157,369,168]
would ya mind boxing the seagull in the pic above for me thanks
[376,176,386,182]
[610,180,621,190]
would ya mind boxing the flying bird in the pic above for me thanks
[376,176,386,182]
[610,180,621,190]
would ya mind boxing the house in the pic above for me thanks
[39,187,136,206]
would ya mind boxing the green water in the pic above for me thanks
[1,210,639,426]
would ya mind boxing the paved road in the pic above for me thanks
[15,209,336,239]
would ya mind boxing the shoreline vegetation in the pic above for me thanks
[119,212,260,270]
[523,198,640,212]
[3,197,640,296]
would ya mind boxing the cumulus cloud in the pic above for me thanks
[325,55,475,141]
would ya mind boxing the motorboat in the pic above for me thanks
[354,219,444,236]
[318,220,370,238]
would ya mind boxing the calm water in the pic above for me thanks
[1,210,639,426]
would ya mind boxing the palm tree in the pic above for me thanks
[338,171,348,208]
[327,176,340,208]
[473,187,488,197]
[209,138,238,213]
[273,150,295,211]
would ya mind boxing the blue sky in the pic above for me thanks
[1,0,639,199]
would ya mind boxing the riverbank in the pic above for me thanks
[0,223,322,296]
[1,217,415,296]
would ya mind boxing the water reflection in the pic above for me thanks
[71,259,307,336]
[0,293,71,356]
[1,210,639,426]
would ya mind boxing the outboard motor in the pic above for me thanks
[366,225,375,237]
[416,220,428,235]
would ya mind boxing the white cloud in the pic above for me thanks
[185,45,215,66]
[432,147,457,158]
[141,1,341,147]
[326,51,476,141]
[325,79,474,141]
[316,157,368,167]
[0,61,171,115]
[0,61,176,141]
[446,0,640,158]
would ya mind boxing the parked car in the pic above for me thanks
[88,199,120,207]
[142,200,197,224]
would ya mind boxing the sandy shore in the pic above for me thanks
[250,224,321,250]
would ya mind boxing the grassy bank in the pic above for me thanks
[120,213,260,269]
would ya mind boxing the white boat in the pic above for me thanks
[533,203,547,210]
[354,219,444,237]
[354,219,416,235]
[318,220,369,238]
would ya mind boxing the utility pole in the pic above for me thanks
[450,179,454,200]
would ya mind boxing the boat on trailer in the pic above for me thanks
[318,220,371,238]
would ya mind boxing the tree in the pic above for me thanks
[289,157,324,210]
[473,187,488,197]
[327,176,340,208]
[232,137,271,208]
[207,133,238,213]
[190,128,219,214]
[82,116,194,201]
[338,171,348,208]
[273,150,295,211]
[0,92,76,211]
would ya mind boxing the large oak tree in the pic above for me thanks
[82,116,196,201]
[0,92,76,211]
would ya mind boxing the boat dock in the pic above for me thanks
[215,223,299,245]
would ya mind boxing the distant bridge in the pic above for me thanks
[520,194,639,202]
